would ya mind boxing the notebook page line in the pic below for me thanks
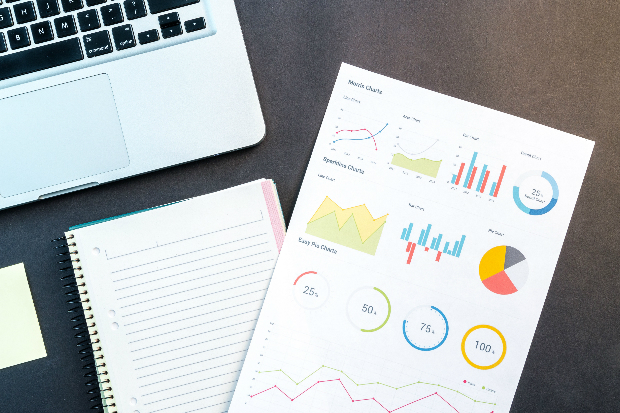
[111,233,267,274]
[105,212,265,261]
[112,244,271,285]
[118,265,273,308]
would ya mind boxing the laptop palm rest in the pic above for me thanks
[0,74,129,199]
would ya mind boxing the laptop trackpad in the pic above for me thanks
[0,74,129,198]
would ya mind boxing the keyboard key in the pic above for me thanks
[85,0,105,5]
[0,7,13,29]
[157,11,177,28]
[36,0,59,18]
[123,0,144,20]
[184,17,204,33]
[13,1,36,24]
[161,23,180,39]
[60,0,81,12]
[31,20,54,43]
[0,32,7,52]
[7,26,29,49]
[146,0,197,14]
[77,9,99,31]
[83,29,110,57]
[100,3,122,26]
[137,28,157,44]
[0,37,83,80]
[54,14,76,37]
[111,23,133,50]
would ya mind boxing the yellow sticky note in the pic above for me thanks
[0,263,47,370]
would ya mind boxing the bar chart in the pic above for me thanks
[400,222,467,264]
[451,151,507,198]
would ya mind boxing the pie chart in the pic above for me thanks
[479,246,528,295]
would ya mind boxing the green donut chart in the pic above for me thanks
[513,171,559,215]
[346,287,392,332]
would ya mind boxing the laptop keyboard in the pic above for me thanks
[0,0,214,85]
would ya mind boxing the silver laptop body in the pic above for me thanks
[0,0,264,209]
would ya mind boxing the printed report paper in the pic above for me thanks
[228,63,594,413]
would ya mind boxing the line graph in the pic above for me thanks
[332,123,389,150]
[250,378,463,413]
[256,365,496,407]
[397,139,439,156]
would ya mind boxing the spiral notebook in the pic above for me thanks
[55,179,285,413]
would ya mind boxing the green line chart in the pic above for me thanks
[257,365,496,406]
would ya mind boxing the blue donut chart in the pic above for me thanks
[513,171,559,215]
[403,306,449,351]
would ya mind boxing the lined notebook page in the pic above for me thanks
[69,180,285,413]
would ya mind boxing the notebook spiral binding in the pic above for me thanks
[53,233,117,413]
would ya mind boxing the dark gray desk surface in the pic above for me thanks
[2,1,619,411]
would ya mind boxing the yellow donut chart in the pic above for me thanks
[461,325,507,370]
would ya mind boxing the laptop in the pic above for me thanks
[0,0,264,210]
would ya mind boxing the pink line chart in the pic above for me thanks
[250,378,465,413]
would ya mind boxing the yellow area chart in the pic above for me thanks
[306,196,387,255]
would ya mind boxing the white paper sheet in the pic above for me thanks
[70,180,284,413]
[228,64,594,413]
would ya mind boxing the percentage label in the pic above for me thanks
[420,323,434,334]
[403,306,449,351]
[461,325,506,370]
[293,271,329,309]
[362,304,376,315]
[347,287,391,332]
[302,286,319,298]
[475,341,495,355]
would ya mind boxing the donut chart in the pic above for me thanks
[513,170,559,215]
[403,306,449,351]
[461,325,507,370]
[293,271,329,309]
[479,246,528,295]
[347,287,391,332]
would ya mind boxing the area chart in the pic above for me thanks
[391,153,442,178]
[306,196,388,255]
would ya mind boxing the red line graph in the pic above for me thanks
[250,378,461,412]
[335,128,378,150]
